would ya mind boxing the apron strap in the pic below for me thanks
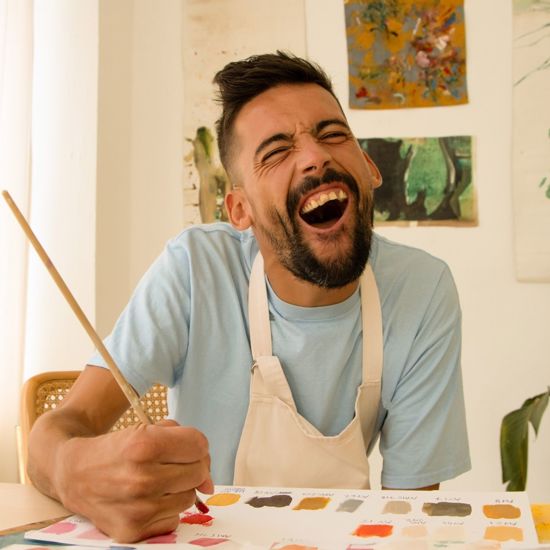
[249,253,272,358]
[360,265,383,384]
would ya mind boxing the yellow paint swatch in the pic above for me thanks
[531,503,550,543]
[205,492,241,506]
[484,526,523,542]
[483,503,521,519]
[293,497,331,510]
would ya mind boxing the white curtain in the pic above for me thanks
[0,0,33,482]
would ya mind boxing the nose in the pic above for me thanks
[297,136,331,176]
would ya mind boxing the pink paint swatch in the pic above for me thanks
[43,521,77,535]
[145,533,178,544]
[188,538,228,547]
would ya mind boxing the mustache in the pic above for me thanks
[287,168,360,216]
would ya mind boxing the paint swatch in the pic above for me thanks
[337,498,363,513]
[180,512,214,525]
[401,525,428,538]
[422,501,472,517]
[483,503,521,519]
[383,500,412,515]
[293,496,331,510]
[188,537,228,547]
[205,492,240,506]
[353,524,394,538]
[484,525,523,542]
[246,494,292,508]
[433,525,467,541]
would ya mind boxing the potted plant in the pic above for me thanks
[500,387,549,491]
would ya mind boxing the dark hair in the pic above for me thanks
[213,50,340,174]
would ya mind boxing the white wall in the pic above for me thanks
[96,0,186,336]
[306,0,550,501]
[24,2,98,379]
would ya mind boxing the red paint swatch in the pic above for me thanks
[353,524,393,538]
[180,513,214,526]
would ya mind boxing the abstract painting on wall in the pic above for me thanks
[345,0,468,109]
[359,136,476,225]
[512,0,550,282]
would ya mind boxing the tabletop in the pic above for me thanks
[0,482,68,534]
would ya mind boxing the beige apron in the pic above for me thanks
[233,253,383,489]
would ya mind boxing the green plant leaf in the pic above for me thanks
[523,388,550,435]
[500,388,549,491]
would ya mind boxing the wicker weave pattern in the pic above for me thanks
[35,379,168,430]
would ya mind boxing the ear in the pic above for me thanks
[225,187,253,230]
[363,151,382,189]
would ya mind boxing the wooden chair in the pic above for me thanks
[18,370,168,484]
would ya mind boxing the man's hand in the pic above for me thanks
[27,367,213,543]
[55,420,213,542]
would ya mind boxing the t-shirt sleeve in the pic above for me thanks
[379,265,471,488]
[87,240,190,395]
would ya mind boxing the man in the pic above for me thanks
[28,52,470,542]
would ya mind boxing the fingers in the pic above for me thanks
[127,424,210,465]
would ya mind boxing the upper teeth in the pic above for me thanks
[301,190,347,214]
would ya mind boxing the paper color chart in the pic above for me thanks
[25,486,540,549]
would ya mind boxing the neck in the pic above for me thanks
[262,256,359,307]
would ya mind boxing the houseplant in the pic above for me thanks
[500,387,549,491]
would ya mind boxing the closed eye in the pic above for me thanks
[262,146,291,162]
[319,131,349,143]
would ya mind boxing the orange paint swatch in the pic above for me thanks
[483,504,521,519]
[484,526,523,542]
[353,524,393,538]
[205,492,241,506]
[293,497,331,510]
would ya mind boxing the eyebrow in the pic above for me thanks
[254,118,351,160]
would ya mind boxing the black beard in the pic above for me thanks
[262,168,372,289]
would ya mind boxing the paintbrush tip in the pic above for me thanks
[196,497,209,514]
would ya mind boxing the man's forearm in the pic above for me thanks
[27,408,97,502]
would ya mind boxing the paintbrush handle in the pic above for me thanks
[3,190,210,512]
[1,190,151,425]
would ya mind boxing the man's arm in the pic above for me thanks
[28,365,213,543]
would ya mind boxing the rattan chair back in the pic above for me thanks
[18,370,168,483]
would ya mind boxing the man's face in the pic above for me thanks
[227,83,381,288]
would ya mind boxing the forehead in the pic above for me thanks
[233,83,345,146]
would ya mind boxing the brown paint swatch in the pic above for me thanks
[293,497,331,510]
[484,526,524,542]
[483,504,521,519]
[246,494,293,508]
[422,501,472,517]
[383,500,412,514]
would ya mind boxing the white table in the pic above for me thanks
[0,482,68,533]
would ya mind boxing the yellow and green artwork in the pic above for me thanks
[345,0,468,109]
[359,135,476,225]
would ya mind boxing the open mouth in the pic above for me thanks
[299,189,349,229]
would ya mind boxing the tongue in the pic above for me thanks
[310,218,340,229]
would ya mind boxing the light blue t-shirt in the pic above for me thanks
[89,224,470,488]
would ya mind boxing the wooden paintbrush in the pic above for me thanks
[2,189,208,514]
